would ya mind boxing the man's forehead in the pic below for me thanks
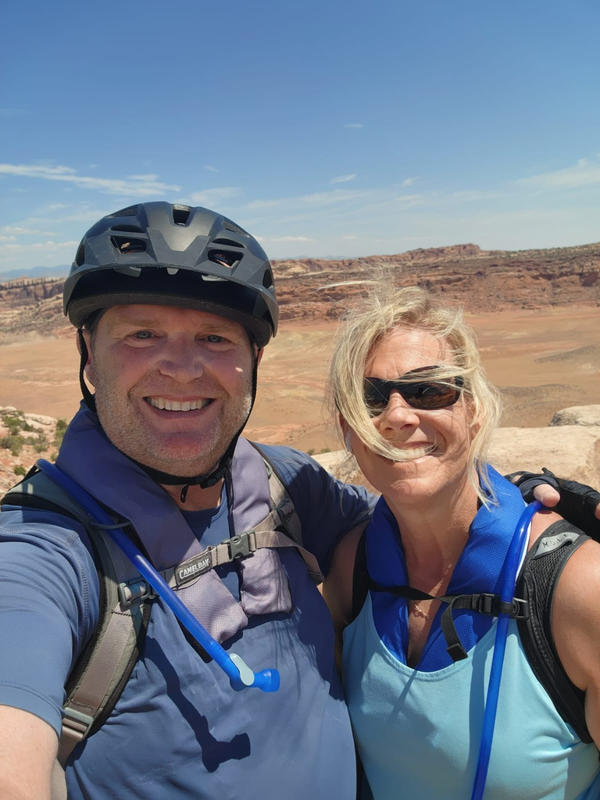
[103,303,245,332]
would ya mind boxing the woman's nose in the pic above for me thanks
[375,391,420,430]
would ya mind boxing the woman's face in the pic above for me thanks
[345,326,475,507]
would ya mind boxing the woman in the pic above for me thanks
[324,286,600,799]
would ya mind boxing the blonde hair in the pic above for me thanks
[328,285,502,506]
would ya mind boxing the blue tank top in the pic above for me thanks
[343,468,600,799]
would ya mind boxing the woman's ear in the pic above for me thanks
[466,398,481,438]
[339,413,353,452]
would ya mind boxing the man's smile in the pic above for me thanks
[145,397,214,412]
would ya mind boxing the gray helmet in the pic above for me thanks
[64,202,278,347]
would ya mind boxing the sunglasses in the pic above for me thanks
[363,367,464,415]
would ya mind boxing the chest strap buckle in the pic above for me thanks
[226,530,257,560]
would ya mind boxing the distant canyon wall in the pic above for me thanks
[1,241,599,339]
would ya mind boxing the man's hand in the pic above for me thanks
[508,469,600,534]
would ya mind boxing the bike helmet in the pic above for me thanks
[64,202,278,347]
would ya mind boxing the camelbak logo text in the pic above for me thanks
[176,555,211,585]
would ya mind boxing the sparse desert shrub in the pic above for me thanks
[29,432,49,453]
[0,433,25,456]
[1,411,34,435]
[13,465,26,477]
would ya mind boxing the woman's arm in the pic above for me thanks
[551,536,600,746]
[322,525,365,673]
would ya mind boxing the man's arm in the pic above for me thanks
[551,538,600,746]
[0,511,100,798]
[0,706,59,800]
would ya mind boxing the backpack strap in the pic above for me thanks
[2,470,153,765]
[162,518,323,589]
[351,528,369,621]
[516,519,591,742]
[350,527,528,662]
[246,442,323,583]
[1,448,323,764]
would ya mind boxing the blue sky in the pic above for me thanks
[1,0,599,276]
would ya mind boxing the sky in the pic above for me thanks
[1,0,599,276]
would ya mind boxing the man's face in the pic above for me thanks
[83,304,255,477]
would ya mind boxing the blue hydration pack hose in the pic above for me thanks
[470,499,542,799]
[36,459,280,693]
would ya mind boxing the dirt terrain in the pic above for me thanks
[1,239,598,460]
[0,306,598,457]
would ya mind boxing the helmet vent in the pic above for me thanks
[263,267,274,289]
[223,222,244,234]
[172,205,192,226]
[209,249,238,268]
[113,205,138,217]
[212,237,244,249]
[111,236,147,254]
[111,224,144,233]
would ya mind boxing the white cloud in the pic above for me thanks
[203,164,219,173]
[330,173,357,185]
[1,224,56,237]
[343,123,364,128]
[187,187,242,207]
[518,157,600,189]
[402,177,418,187]
[1,239,78,251]
[449,189,506,203]
[127,173,159,181]
[267,235,313,243]
[247,188,366,211]
[0,239,79,269]
[0,163,180,196]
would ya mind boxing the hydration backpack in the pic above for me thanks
[351,516,592,741]
[1,444,322,764]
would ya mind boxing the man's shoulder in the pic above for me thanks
[0,502,96,572]
[246,441,339,492]
[250,441,318,470]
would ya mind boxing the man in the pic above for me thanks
[0,202,596,799]
[0,203,373,799]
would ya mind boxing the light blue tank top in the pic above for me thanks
[344,579,600,799]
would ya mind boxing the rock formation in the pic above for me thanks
[314,406,600,492]
[1,240,599,340]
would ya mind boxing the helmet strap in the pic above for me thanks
[77,329,97,413]
[76,328,259,503]
[125,346,260,502]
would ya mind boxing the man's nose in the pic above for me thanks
[157,338,205,380]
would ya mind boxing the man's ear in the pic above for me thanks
[77,328,96,386]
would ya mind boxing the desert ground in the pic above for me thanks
[0,305,598,455]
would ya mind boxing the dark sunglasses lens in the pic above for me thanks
[363,377,461,413]
[364,379,389,411]
[403,381,460,409]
